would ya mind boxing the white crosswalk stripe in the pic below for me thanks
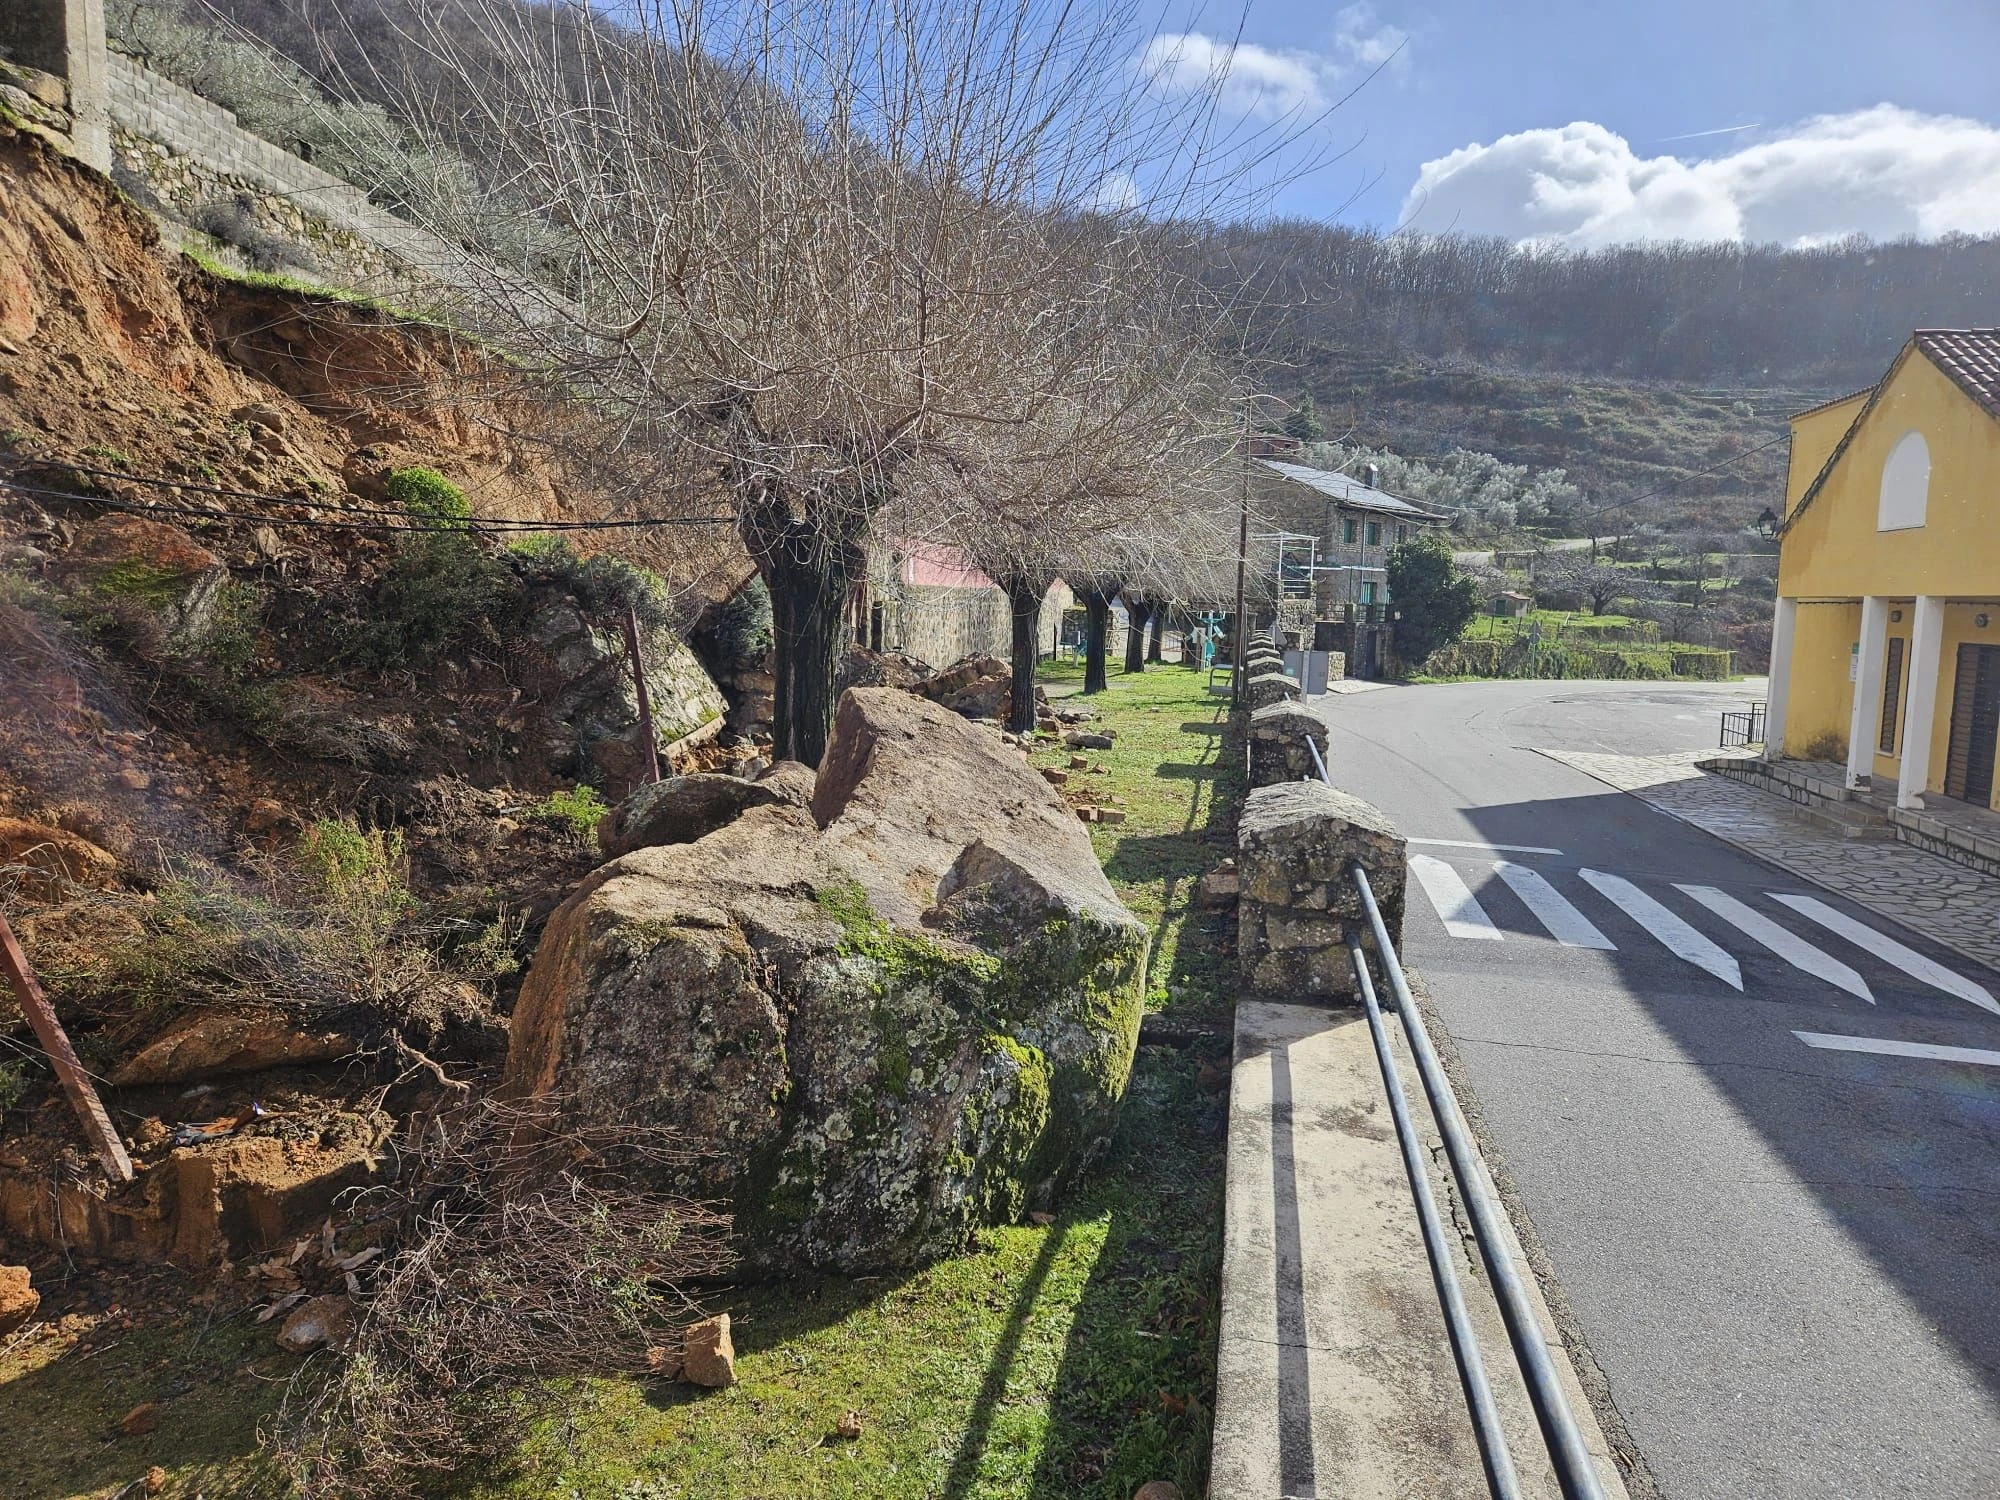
[1409,854,1504,940]
[1578,869,1743,990]
[1771,895,1999,1016]
[1675,886,1876,1003]
[1795,1031,2000,1067]
[1494,861,1616,949]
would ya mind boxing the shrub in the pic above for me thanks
[506,535,673,630]
[360,469,519,666]
[706,576,774,664]
[532,785,608,844]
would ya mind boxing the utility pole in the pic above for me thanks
[1231,410,1249,707]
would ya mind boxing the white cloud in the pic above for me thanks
[1332,4,1409,76]
[1140,33,1330,120]
[1139,10,1410,122]
[1091,171,1140,213]
[1401,107,2000,249]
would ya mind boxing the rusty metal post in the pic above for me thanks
[622,604,662,784]
[0,909,133,1183]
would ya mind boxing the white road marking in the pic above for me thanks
[1675,886,1876,1004]
[1495,862,1616,949]
[1795,1031,2000,1068]
[1410,855,1505,940]
[1579,869,1743,990]
[1409,837,1564,856]
[1771,895,1999,1016]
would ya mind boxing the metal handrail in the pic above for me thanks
[1353,867,1609,1500]
[1296,730,1608,1499]
[1346,934,1524,1500]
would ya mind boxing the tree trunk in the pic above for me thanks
[1122,596,1148,674]
[1003,575,1045,734]
[746,514,861,768]
[1080,589,1111,694]
[1147,603,1166,663]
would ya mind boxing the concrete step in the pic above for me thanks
[1211,999,1629,1500]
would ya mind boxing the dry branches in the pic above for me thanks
[271,1097,731,1499]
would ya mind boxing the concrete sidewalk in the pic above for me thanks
[1211,999,1629,1500]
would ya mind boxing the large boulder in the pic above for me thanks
[506,688,1146,1271]
[596,773,784,857]
[60,515,231,650]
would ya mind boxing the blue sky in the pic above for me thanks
[1145,0,2000,244]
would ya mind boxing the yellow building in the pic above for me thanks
[1768,329,2000,815]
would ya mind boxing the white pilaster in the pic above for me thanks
[1897,595,1946,809]
[1764,596,1798,760]
[1846,596,1889,786]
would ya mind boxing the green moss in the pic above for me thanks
[812,875,876,940]
[94,558,195,605]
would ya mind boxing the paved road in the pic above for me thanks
[1316,677,2000,1500]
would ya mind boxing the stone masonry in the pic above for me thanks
[1247,702,1329,789]
[1237,780,1406,1001]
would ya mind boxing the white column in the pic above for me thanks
[1897,595,1946,809]
[1764,596,1798,760]
[1846,596,1889,786]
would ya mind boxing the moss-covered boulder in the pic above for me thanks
[505,689,1147,1270]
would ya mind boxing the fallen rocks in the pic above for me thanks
[59,515,230,651]
[0,1265,37,1335]
[0,818,119,897]
[111,1009,355,1087]
[754,759,817,808]
[680,1313,737,1388]
[595,773,783,858]
[1040,767,1069,786]
[121,1402,159,1437]
[1196,859,1239,908]
[1063,730,1114,750]
[276,1293,355,1352]
[914,652,1022,720]
[507,688,1147,1271]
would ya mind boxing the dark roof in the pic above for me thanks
[1915,328,2000,418]
[1254,460,1451,520]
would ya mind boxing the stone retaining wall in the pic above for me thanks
[1247,702,1329,788]
[104,52,465,293]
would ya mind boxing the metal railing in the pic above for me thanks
[1303,734,1609,1500]
[1719,702,1766,748]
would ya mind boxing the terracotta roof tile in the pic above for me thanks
[1915,328,2000,418]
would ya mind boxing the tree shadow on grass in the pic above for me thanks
[938,1225,1070,1500]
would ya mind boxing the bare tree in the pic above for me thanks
[307,0,1319,763]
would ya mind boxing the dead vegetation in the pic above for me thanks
[269,1098,731,1499]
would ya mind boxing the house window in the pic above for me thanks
[1365,520,1381,546]
[1343,518,1358,545]
[1877,430,1930,531]
[1396,523,1409,543]
[1359,581,1377,604]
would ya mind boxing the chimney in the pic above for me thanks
[1363,462,1380,490]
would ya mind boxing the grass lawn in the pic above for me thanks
[1,660,1242,1500]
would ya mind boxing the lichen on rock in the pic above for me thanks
[505,688,1146,1270]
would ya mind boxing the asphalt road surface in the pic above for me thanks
[1317,677,2000,1500]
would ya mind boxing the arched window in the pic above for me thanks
[1877,430,1930,531]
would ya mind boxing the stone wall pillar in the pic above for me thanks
[1237,781,1405,1002]
[0,0,108,170]
[1246,702,1329,788]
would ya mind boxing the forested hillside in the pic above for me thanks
[133,0,2000,536]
